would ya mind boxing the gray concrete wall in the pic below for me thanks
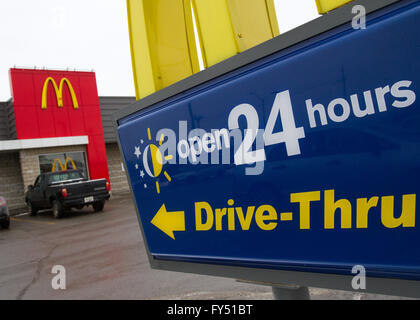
[99,97,136,143]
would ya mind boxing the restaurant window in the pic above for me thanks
[38,151,89,179]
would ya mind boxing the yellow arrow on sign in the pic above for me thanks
[151,204,185,240]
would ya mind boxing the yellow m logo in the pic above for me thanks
[51,157,77,172]
[41,77,79,109]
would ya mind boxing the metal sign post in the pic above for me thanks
[115,0,420,298]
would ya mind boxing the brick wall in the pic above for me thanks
[106,143,129,194]
[0,152,25,212]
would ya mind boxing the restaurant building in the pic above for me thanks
[0,68,135,212]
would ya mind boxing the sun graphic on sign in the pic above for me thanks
[142,128,173,194]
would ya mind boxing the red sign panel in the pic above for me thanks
[9,68,109,182]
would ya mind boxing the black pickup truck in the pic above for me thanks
[25,170,110,218]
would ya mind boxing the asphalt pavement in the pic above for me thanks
[0,194,413,300]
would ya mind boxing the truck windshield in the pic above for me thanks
[48,171,83,184]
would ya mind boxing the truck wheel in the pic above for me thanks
[27,200,38,216]
[93,201,105,212]
[52,200,64,219]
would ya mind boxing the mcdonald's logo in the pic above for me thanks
[41,77,79,109]
[51,157,77,172]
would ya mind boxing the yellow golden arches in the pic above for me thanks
[64,157,77,171]
[51,157,78,172]
[126,0,279,99]
[127,0,200,99]
[315,0,354,14]
[41,77,79,110]
[192,0,280,67]
[51,158,63,172]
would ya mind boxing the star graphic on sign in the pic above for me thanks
[135,164,139,170]
[140,139,144,144]
[144,184,147,189]
[140,170,145,178]
[134,146,141,159]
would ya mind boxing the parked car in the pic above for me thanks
[25,170,111,219]
[0,197,10,229]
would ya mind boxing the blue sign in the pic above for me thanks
[117,0,420,280]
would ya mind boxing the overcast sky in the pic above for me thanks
[0,1,320,101]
